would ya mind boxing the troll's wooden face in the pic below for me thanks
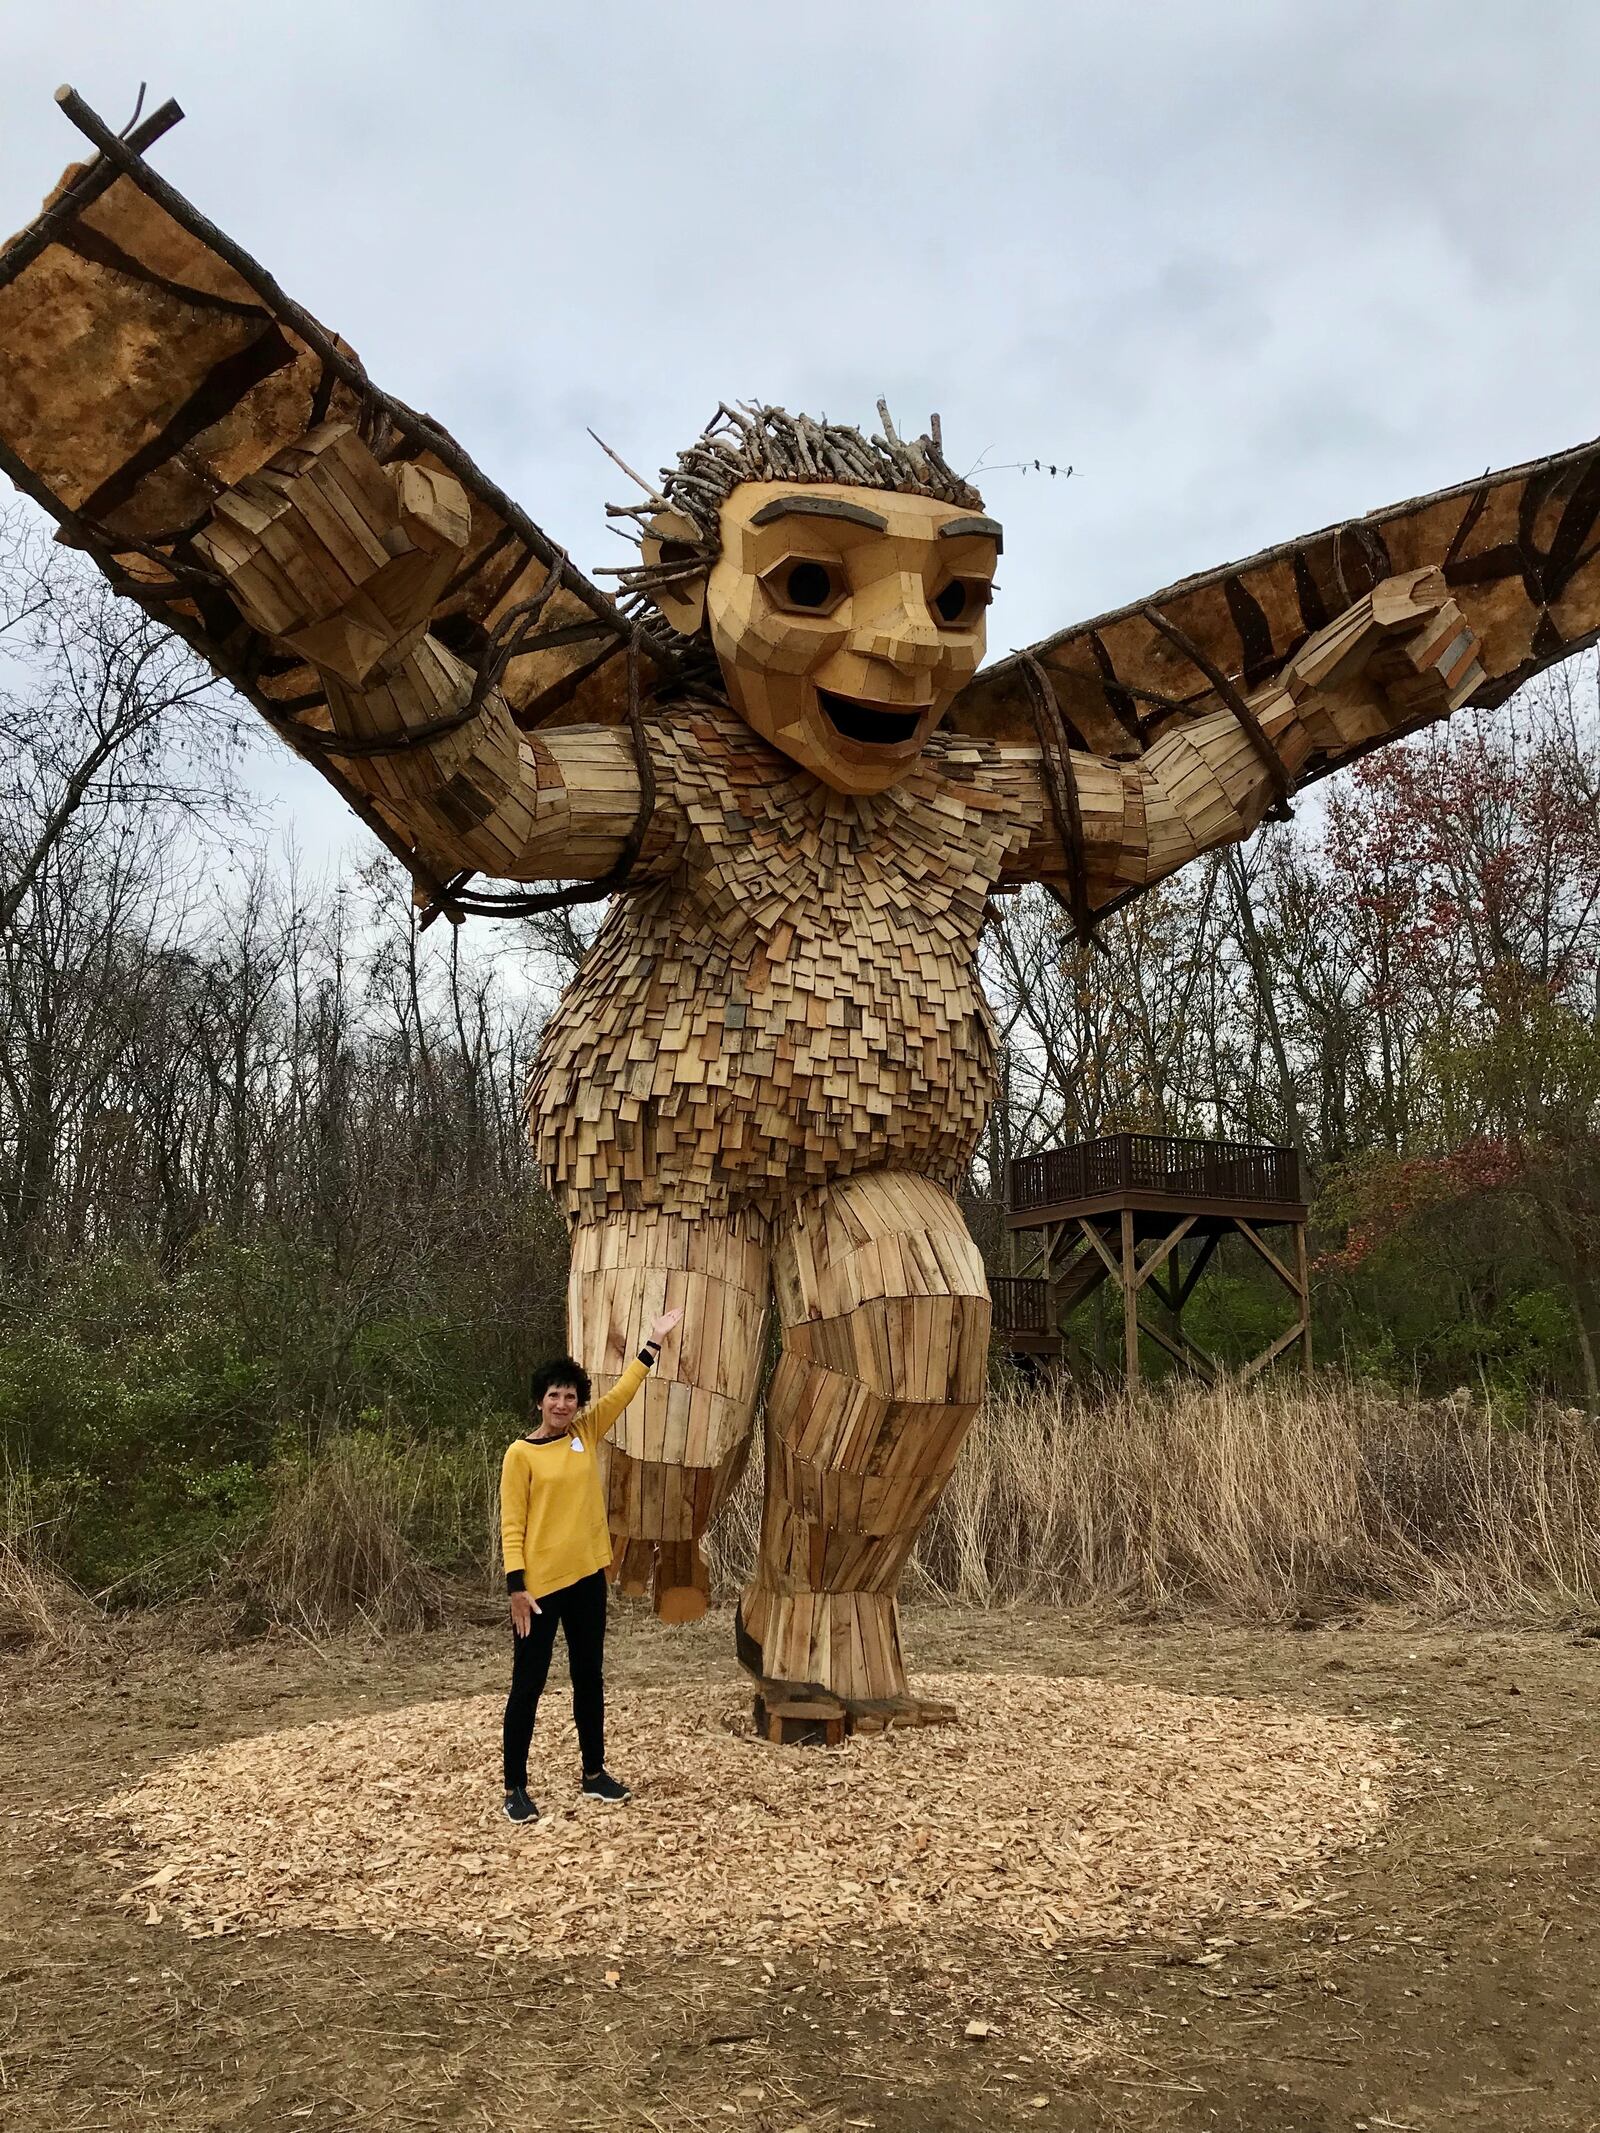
[677,482,1001,794]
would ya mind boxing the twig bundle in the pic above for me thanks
[602,401,983,630]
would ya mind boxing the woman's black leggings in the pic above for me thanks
[502,1568,607,1788]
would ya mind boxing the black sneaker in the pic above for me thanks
[581,1769,630,1802]
[503,1786,539,1824]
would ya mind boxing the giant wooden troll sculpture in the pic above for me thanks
[5,94,1599,1738]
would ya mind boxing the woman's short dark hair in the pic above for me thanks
[530,1354,591,1408]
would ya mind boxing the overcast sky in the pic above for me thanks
[5,1,1599,865]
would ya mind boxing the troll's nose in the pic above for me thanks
[851,572,946,670]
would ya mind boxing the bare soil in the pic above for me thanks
[1,1602,1596,2131]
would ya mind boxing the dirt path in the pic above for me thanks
[1,1606,1595,2131]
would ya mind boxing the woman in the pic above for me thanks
[500,1306,683,1823]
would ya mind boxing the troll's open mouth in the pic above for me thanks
[816,689,924,747]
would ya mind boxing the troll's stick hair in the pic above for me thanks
[599,400,983,632]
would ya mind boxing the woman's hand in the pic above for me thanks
[647,1305,684,1348]
[510,1590,542,1638]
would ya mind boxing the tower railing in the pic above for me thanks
[1009,1132,1302,1215]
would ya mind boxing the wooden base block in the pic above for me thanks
[750,1686,960,1747]
[753,1693,848,1748]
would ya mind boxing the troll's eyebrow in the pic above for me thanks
[938,515,1004,552]
[749,495,889,531]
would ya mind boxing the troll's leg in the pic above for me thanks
[569,1207,770,1622]
[742,1171,990,1739]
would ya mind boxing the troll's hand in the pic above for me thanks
[1281,566,1485,751]
[195,421,471,689]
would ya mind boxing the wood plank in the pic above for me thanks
[1133,1214,1197,1293]
[1239,1318,1308,1382]
[1236,1217,1301,1294]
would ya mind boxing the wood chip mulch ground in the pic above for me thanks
[91,1673,1400,1969]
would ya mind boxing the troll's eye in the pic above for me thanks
[785,561,836,608]
[932,578,993,627]
[760,556,845,615]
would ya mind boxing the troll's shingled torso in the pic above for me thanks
[528,699,1046,1223]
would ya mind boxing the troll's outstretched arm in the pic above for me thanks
[195,425,669,888]
[1001,570,1483,908]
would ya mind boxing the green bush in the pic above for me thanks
[0,1234,547,1598]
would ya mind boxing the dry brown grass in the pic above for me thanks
[239,1436,444,1637]
[248,1375,1600,1634]
[0,1466,98,1650]
[915,1375,1600,1620]
[711,1373,1600,1624]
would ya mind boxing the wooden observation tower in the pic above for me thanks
[992,1134,1311,1387]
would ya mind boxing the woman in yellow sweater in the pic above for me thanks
[500,1306,683,1823]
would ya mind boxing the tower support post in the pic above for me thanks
[1120,1207,1140,1390]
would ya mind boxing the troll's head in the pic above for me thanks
[609,403,1001,794]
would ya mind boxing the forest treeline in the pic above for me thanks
[1,509,1596,1598]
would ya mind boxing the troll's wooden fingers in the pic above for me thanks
[1279,567,1485,754]
[195,421,470,687]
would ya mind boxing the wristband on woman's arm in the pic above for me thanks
[638,1341,660,1367]
[506,1571,526,1594]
